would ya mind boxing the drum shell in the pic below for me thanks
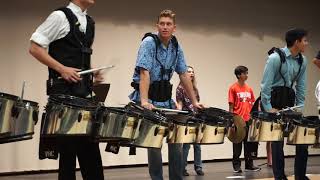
[314,128,320,148]
[8,101,38,137]
[130,118,167,148]
[96,108,140,142]
[287,124,317,145]
[41,100,97,137]
[0,93,18,136]
[167,121,198,144]
[248,118,283,142]
[196,123,226,144]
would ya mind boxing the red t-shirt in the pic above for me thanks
[228,82,255,121]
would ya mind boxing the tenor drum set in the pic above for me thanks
[1,68,320,151]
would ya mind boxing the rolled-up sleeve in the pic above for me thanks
[261,54,280,111]
[135,37,155,72]
[30,11,68,48]
[175,45,187,74]
[295,57,307,108]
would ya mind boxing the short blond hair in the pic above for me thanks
[157,9,176,24]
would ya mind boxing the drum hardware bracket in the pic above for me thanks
[32,110,39,124]
[78,113,82,122]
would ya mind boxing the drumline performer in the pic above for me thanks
[260,28,308,180]
[129,9,203,180]
[29,0,104,179]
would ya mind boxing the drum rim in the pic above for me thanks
[106,107,141,117]
[0,92,19,101]
[15,100,39,107]
[251,111,280,122]
[48,94,98,110]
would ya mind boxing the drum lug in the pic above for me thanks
[185,127,188,135]
[201,125,206,132]
[255,120,260,129]
[133,120,139,129]
[164,128,169,137]
[270,123,274,132]
[169,123,174,131]
[214,128,218,135]
[0,102,2,110]
[58,108,64,119]
[32,110,39,124]
[102,113,108,123]
[288,124,294,133]
[138,120,143,131]
[154,126,159,136]
[304,128,307,136]
[78,112,82,122]
[11,106,19,118]
[224,127,227,135]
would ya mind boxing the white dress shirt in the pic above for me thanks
[30,2,88,48]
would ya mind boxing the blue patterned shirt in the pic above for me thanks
[129,33,188,108]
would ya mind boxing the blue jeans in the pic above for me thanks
[272,141,308,180]
[183,144,202,170]
[148,143,183,180]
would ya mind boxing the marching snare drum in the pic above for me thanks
[41,94,99,137]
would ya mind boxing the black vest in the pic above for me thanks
[47,7,95,98]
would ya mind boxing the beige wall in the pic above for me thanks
[0,0,320,173]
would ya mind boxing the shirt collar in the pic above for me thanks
[283,47,291,57]
[283,46,300,59]
[68,2,87,16]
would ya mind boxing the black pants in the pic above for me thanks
[58,137,104,180]
[272,141,308,180]
[232,129,255,169]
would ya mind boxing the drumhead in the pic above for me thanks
[49,94,98,110]
[166,114,198,126]
[125,102,167,123]
[0,92,19,101]
[292,116,320,128]
[197,107,232,123]
[281,111,303,120]
[106,107,140,117]
[251,111,280,122]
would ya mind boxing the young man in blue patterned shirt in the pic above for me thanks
[130,9,203,180]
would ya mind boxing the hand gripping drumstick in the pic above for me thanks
[276,105,303,115]
[154,107,189,114]
[78,65,115,75]
[58,65,115,79]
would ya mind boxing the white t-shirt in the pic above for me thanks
[30,2,88,48]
